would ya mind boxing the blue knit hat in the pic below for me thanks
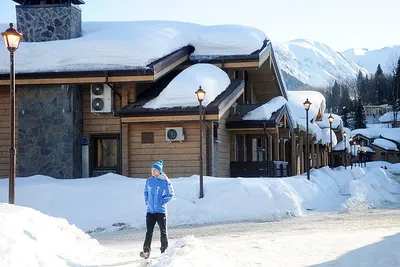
[152,160,163,173]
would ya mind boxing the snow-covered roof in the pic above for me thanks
[321,128,337,146]
[352,128,400,143]
[332,140,351,152]
[361,146,375,153]
[0,21,267,74]
[143,63,230,109]
[316,113,342,129]
[378,111,400,123]
[287,90,326,122]
[243,96,287,121]
[372,138,399,151]
[297,119,322,141]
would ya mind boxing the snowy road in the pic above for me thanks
[93,208,400,267]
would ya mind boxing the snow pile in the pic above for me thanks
[243,96,287,120]
[346,168,400,209]
[273,39,369,90]
[144,64,230,108]
[1,165,399,233]
[0,204,103,267]
[372,138,399,151]
[0,21,267,74]
[333,140,351,152]
[321,128,337,146]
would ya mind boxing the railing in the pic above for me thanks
[230,161,289,178]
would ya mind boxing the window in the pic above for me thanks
[91,135,120,175]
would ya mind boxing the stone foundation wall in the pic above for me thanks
[18,85,82,178]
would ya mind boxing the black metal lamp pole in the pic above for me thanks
[303,98,311,180]
[2,23,22,205]
[195,86,206,198]
[343,131,347,169]
[328,114,334,168]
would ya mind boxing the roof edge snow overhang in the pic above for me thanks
[119,80,244,123]
[0,46,193,86]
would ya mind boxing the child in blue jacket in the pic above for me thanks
[140,160,174,259]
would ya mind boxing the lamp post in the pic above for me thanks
[2,23,22,205]
[349,137,353,169]
[328,114,334,168]
[195,86,206,198]
[343,131,347,169]
[303,98,311,180]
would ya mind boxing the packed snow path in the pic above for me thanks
[93,208,400,267]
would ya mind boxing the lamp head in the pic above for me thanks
[195,86,206,102]
[303,98,312,111]
[328,114,334,124]
[1,23,23,52]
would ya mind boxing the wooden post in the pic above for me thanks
[316,143,321,168]
[268,136,273,163]
[291,136,296,176]
[310,140,315,168]
[273,134,280,161]
[299,135,304,174]
[280,138,286,162]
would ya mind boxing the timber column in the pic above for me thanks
[273,134,280,161]
[310,140,315,168]
[299,135,304,174]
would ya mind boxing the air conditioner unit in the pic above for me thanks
[90,84,113,113]
[166,127,185,142]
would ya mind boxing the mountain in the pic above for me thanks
[343,46,400,74]
[273,39,369,90]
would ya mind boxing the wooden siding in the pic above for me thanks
[217,109,231,177]
[128,122,206,178]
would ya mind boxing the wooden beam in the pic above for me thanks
[121,114,218,123]
[0,75,153,86]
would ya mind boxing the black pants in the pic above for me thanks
[143,212,168,252]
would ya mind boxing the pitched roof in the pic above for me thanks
[119,78,244,117]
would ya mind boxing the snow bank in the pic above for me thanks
[346,168,400,209]
[144,64,230,108]
[243,96,287,120]
[1,165,399,233]
[0,21,267,74]
[0,204,103,267]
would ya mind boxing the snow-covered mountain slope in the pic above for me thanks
[343,46,400,73]
[273,39,369,90]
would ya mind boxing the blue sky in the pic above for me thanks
[0,0,398,51]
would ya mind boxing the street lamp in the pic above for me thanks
[328,114,334,168]
[2,23,22,205]
[343,131,347,169]
[195,86,206,198]
[303,98,311,180]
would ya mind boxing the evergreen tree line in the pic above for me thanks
[323,57,400,129]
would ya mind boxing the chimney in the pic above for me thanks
[14,0,85,42]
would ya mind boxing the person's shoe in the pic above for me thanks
[140,251,150,259]
[160,246,167,253]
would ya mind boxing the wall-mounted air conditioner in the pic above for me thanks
[166,127,185,142]
[90,84,113,113]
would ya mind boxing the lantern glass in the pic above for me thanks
[328,114,334,123]
[1,23,23,51]
[195,86,206,102]
[303,98,311,110]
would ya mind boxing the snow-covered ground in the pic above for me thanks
[1,163,400,266]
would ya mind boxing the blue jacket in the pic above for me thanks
[144,172,174,214]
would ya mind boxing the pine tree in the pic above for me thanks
[392,57,400,127]
[331,81,341,113]
[354,97,366,129]
[374,64,384,104]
